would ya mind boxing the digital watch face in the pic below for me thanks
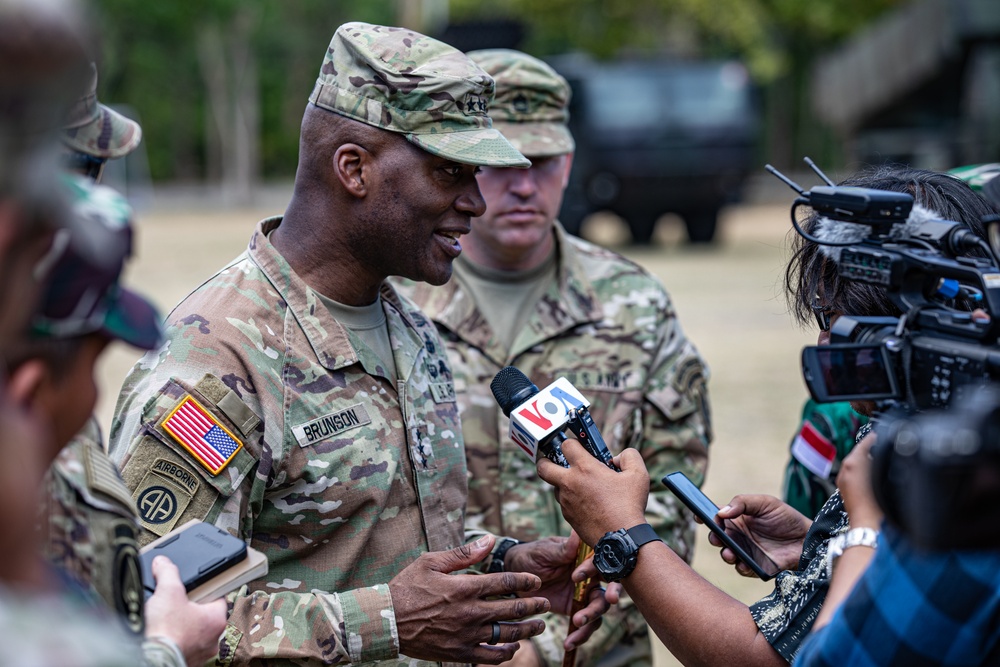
[802,343,900,402]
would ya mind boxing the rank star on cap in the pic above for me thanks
[462,94,488,115]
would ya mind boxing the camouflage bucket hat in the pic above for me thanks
[309,22,529,168]
[62,62,142,159]
[467,49,574,158]
[32,174,161,350]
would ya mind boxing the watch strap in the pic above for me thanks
[826,527,878,577]
[487,538,520,573]
[625,523,661,550]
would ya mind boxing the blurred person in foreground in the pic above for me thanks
[0,0,151,663]
[108,23,610,666]
[791,164,1000,666]
[40,59,227,666]
[22,176,227,666]
[536,166,998,667]
[394,48,710,667]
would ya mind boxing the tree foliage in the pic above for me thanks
[90,0,909,182]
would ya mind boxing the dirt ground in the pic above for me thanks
[96,198,817,666]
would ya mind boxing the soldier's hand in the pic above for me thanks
[144,555,228,666]
[388,535,550,664]
[505,532,614,649]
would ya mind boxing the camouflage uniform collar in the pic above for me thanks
[249,217,426,375]
[413,221,602,363]
[249,217,358,371]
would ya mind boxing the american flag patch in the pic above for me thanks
[161,396,243,475]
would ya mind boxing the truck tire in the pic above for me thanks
[682,208,719,244]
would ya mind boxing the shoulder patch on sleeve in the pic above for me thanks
[83,444,138,515]
[161,395,244,476]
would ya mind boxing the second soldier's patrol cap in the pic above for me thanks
[62,62,142,159]
[308,22,529,168]
[468,49,574,158]
[31,174,161,350]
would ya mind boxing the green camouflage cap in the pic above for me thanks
[467,49,574,158]
[32,174,162,350]
[62,62,142,159]
[309,22,529,168]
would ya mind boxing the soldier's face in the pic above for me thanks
[468,154,572,269]
[360,138,486,287]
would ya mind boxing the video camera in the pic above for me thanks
[772,160,1000,550]
[769,159,1000,412]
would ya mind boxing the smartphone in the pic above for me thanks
[662,472,781,581]
[800,343,900,403]
[139,521,248,597]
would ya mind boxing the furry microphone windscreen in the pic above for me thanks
[812,203,944,261]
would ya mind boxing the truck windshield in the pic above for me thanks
[584,62,750,131]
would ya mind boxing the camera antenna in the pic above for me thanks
[804,157,836,186]
[765,164,805,195]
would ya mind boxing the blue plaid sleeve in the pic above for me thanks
[794,525,1000,666]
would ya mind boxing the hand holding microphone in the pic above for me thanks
[490,366,620,666]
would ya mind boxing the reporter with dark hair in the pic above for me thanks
[790,167,1000,666]
[537,166,1000,667]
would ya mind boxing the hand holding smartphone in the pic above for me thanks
[663,472,781,581]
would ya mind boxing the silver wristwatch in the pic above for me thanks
[826,527,879,576]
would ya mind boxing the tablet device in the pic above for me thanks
[663,472,781,581]
[140,521,247,597]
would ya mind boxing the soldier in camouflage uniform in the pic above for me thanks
[18,175,228,666]
[394,50,711,667]
[108,23,610,667]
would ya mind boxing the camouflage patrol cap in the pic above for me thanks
[309,22,529,168]
[62,62,142,159]
[32,174,161,350]
[467,49,574,158]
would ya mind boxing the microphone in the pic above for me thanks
[490,366,616,469]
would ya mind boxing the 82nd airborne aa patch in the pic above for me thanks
[161,395,243,476]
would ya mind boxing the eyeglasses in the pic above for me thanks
[811,297,834,332]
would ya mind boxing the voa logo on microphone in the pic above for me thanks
[509,378,590,459]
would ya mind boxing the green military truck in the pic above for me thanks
[550,55,759,244]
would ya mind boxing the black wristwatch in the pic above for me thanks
[487,538,520,573]
[593,523,661,581]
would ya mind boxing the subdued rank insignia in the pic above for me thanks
[430,382,456,404]
[161,395,243,476]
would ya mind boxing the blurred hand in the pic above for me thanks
[837,432,881,529]
[144,555,228,666]
[708,495,812,576]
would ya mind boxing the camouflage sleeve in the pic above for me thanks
[111,374,400,665]
[636,301,711,560]
[219,584,397,665]
[142,637,185,667]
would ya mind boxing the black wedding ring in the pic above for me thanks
[487,621,501,645]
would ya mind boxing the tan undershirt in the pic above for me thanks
[454,247,557,354]
[317,291,397,384]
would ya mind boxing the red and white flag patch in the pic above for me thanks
[161,396,243,476]
[790,420,837,479]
